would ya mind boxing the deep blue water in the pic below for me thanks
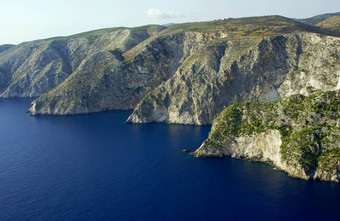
[0,99,339,221]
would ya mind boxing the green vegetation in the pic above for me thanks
[296,12,340,25]
[318,148,340,171]
[316,16,340,32]
[206,90,340,173]
[142,87,168,105]
[159,15,339,37]
[124,15,339,61]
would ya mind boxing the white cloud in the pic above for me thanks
[147,8,184,20]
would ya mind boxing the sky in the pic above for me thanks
[0,0,339,45]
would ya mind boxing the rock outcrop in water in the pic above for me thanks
[193,90,340,182]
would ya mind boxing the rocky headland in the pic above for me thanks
[194,90,340,182]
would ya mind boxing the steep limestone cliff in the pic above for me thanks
[0,26,165,98]
[26,15,338,116]
[127,33,340,125]
[29,34,185,115]
[194,90,340,182]
[0,15,338,118]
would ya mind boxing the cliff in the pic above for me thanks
[27,16,339,116]
[127,32,340,125]
[193,90,340,182]
[0,25,166,98]
[29,33,184,115]
[0,15,337,118]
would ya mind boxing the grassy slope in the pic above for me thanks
[295,12,340,25]
[124,15,339,61]
[316,16,340,32]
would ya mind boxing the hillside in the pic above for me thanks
[295,12,340,25]
[316,16,340,32]
[0,44,14,54]
[0,25,166,99]
[124,15,339,61]
[29,33,184,114]
[127,32,340,125]
[159,15,338,36]
[26,15,340,117]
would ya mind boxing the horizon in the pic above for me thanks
[0,0,339,45]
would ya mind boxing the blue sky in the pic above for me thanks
[0,0,339,44]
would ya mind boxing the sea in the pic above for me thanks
[0,99,339,221]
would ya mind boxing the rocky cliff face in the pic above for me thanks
[25,16,339,116]
[29,34,185,115]
[194,90,340,182]
[127,33,340,125]
[0,26,165,98]
[1,16,339,119]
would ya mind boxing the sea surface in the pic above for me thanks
[0,99,339,221]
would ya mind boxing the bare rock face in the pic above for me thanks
[0,40,73,98]
[194,90,340,182]
[127,33,340,125]
[1,16,339,119]
[0,27,164,98]
[28,34,185,115]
